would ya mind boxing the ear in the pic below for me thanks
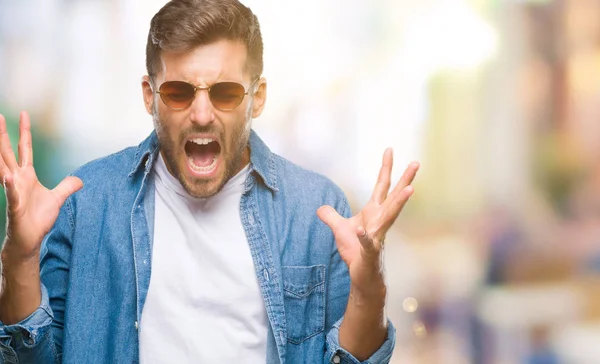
[141,75,155,115]
[251,77,267,118]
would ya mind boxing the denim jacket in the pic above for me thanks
[0,130,395,364]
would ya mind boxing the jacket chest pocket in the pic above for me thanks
[282,265,326,344]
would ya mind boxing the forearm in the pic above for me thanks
[338,281,388,361]
[0,246,41,324]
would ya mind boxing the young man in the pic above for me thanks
[0,0,418,363]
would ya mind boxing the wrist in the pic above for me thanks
[349,281,387,307]
[1,246,40,284]
[0,246,42,325]
[349,261,386,295]
[2,240,40,266]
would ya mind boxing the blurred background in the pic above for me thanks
[1,0,600,362]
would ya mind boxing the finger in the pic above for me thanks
[356,226,386,264]
[3,173,20,211]
[385,161,419,208]
[18,111,33,167]
[0,114,17,171]
[0,157,9,182]
[0,121,10,180]
[51,176,84,206]
[370,148,393,204]
[317,205,345,231]
[356,225,377,250]
[381,185,414,230]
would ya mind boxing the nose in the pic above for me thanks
[188,87,215,126]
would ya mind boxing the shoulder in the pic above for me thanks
[250,130,347,207]
[71,146,139,186]
[271,153,350,215]
[49,144,145,234]
[70,131,158,189]
[67,131,158,209]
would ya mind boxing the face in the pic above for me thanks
[142,40,267,198]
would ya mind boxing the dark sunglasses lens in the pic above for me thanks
[209,82,246,110]
[159,81,195,109]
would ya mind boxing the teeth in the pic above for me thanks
[190,138,214,145]
[188,156,217,173]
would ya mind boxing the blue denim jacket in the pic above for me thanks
[0,130,395,364]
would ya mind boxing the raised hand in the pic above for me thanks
[0,111,83,324]
[317,148,419,291]
[0,112,83,260]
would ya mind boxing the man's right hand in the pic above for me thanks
[0,111,83,324]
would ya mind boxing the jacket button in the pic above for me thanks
[134,321,139,330]
[332,354,341,364]
[22,331,35,345]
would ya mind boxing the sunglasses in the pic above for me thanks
[156,78,259,111]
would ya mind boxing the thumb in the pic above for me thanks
[317,205,344,231]
[52,176,84,205]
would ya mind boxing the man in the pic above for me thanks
[0,0,418,363]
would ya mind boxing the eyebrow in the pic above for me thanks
[171,71,244,85]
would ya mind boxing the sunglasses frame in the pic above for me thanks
[156,78,260,111]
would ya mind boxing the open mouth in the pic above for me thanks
[184,137,221,174]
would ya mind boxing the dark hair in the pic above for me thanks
[146,0,263,81]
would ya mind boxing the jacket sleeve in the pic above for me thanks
[0,197,75,364]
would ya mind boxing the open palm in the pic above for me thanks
[0,112,83,259]
[317,149,419,290]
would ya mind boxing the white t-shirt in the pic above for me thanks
[139,154,268,363]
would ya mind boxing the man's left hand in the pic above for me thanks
[317,148,419,294]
